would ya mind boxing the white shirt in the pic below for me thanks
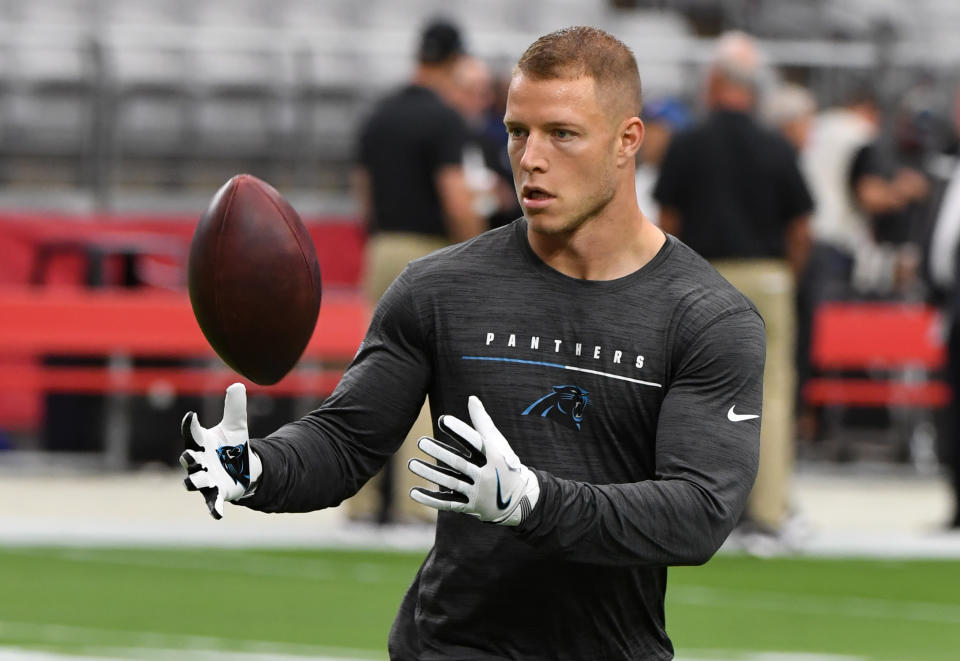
[929,158,960,290]
[802,108,876,253]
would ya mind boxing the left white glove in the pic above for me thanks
[408,396,540,526]
[179,382,262,520]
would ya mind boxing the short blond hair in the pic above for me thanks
[515,26,642,119]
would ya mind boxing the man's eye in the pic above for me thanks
[508,128,527,139]
[554,129,571,139]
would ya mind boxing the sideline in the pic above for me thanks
[0,468,958,558]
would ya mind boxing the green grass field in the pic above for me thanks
[0,546,957,660]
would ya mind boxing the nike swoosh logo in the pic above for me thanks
[495,468,512,510]
[727,405,759,422]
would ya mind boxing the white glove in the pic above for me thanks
[408,396,540,526]
[179,382,262,519]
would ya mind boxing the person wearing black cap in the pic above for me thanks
[349,18,485,524]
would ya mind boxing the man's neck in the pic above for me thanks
[412,65,450,97]
[709,87,755,114]
[528,207,665,281]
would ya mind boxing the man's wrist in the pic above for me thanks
[522,466,541,515]
[500,466,541,526]
[522,466,540,519]
[512,468,550,534]
[239,446,263,499]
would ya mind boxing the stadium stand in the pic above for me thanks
[0,0,699,197]
[0,26,101,185]
[0,0,940,200]
[0,0,959,472]
[104,31,194,188]
[1,0,960,202]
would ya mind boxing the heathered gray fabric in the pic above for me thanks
[243,219,765,660]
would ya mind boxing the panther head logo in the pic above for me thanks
[216,444,251,488]
[522,385,591,431]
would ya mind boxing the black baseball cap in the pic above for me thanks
[418,18,465,64]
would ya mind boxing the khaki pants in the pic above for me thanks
[712,259,795,531]
[346,233,449,523]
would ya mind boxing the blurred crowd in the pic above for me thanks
[349,19,960,533]
[637,35,960,536]
[4,14,957,540]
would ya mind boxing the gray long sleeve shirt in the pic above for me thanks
[242,219,765,660]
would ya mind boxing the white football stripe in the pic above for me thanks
[671,585,960,624]
[0,620,383,660]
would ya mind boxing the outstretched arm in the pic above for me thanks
[236,268,432,514]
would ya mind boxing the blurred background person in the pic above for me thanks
[764,82,817,154]
[634,97,691,224]
[803,85,929,302]
[879,82,941,250]
[350,18,485,525]
[799,85,932,444]
[802,86,878,298]
[447,55,522,229]
[764,82,822,443]
[654,31,814,550]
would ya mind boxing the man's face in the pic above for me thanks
[504,73,622,236]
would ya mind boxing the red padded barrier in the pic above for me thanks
[804,302,950,408]
[0,212,366,287]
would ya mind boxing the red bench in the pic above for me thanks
[803,302,950,408]
[802,301,950,467]
[0,212,368,431]
[0,287,370,397]
[0,287,371,465]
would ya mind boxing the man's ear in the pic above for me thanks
[618,117,644,165]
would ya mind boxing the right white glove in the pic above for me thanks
[179,383,261,519]
[408,396,540,526]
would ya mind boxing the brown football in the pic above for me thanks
[188,174,322,385]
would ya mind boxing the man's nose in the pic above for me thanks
[519,133,548,172]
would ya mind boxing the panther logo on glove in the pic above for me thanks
[522,385,591,431]
[216,444,251,488]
